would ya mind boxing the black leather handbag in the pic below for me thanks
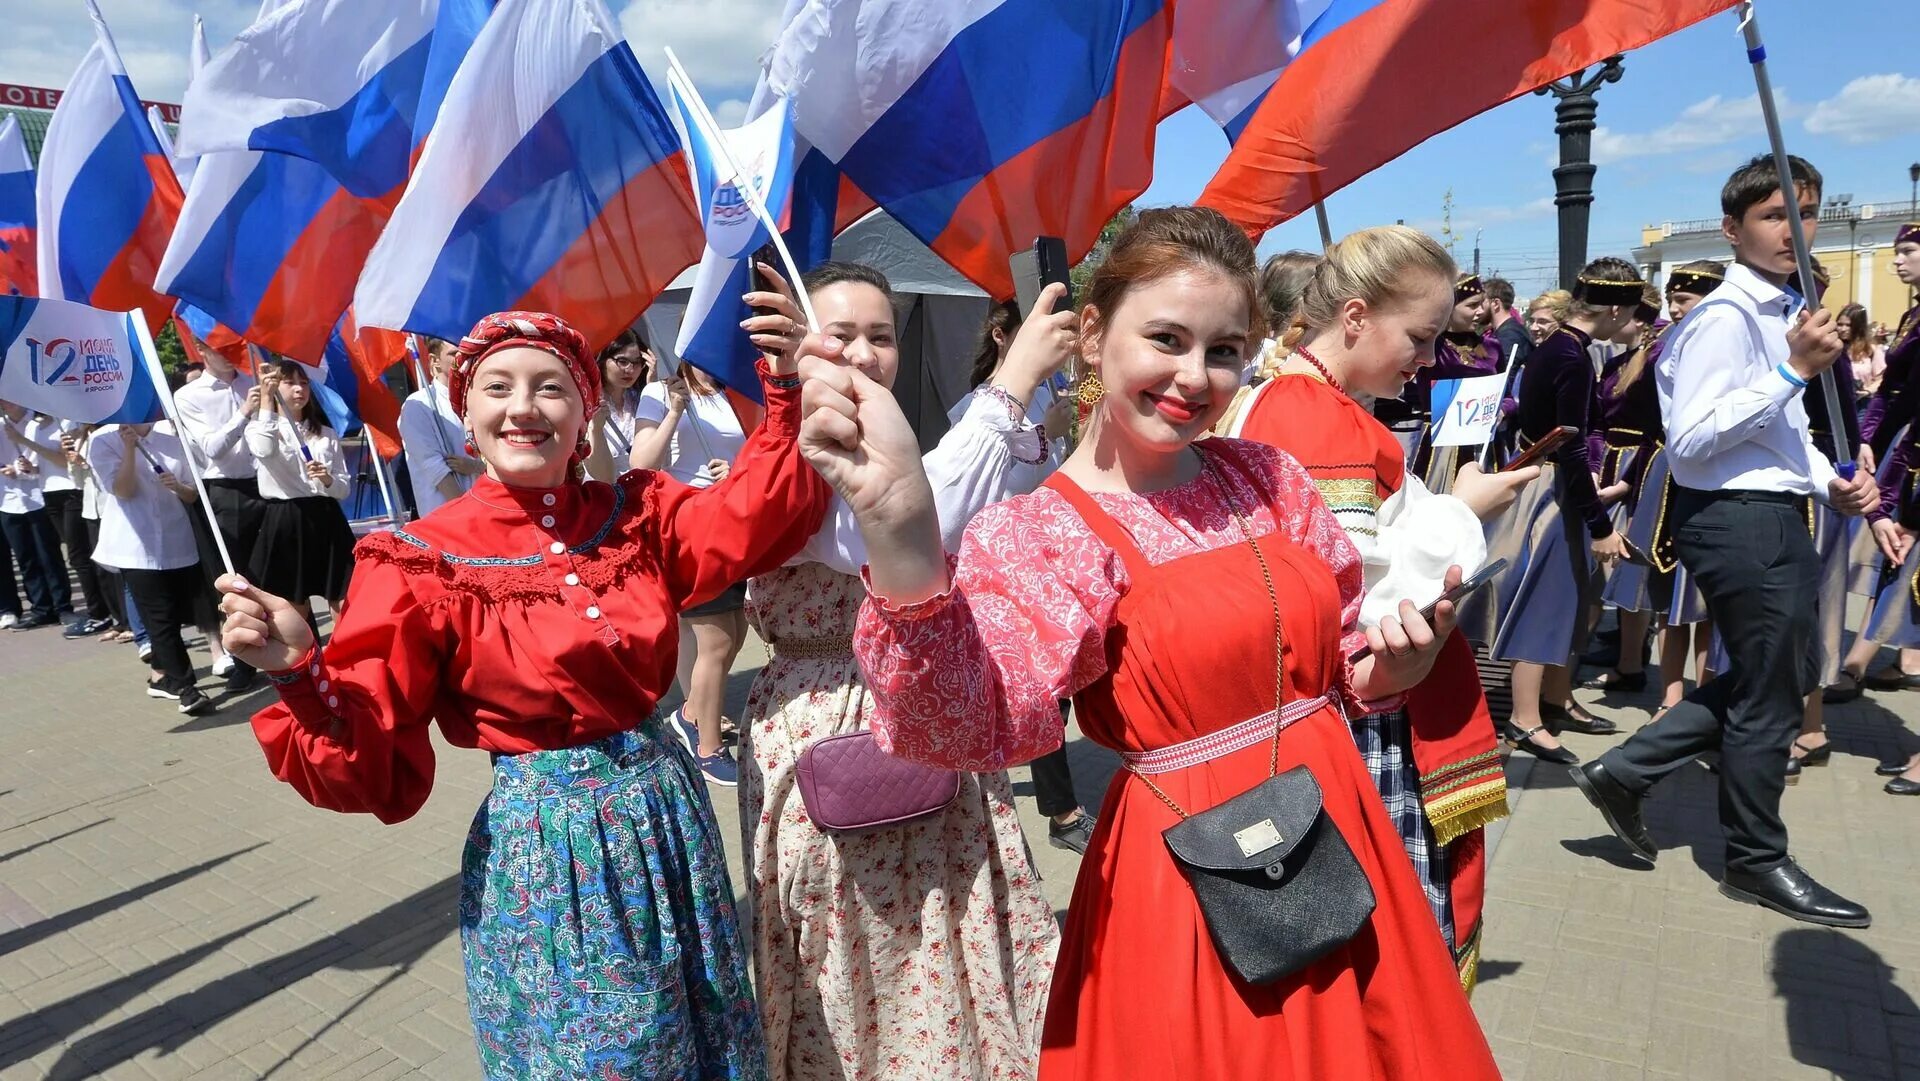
[1129,457,1375,986]
[1159,766,1375,986]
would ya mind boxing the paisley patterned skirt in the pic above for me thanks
[459,725,765,1080]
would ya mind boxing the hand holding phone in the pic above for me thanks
[1500,425,1578,473]
[1010,236,1073,321]
[1348,559,1507,663]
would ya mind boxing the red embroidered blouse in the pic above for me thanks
[251,370,828,823]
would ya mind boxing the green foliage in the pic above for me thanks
[153,320,187,376]
[1071,205,1136,298]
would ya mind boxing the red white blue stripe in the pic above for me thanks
[355,0,702,349]
[160,0,491,362]
[1197,0,1742,237]
[0,116,36,297]
[765,0,1171,299]
[34,0,184,334]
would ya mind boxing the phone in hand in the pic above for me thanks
[1347,558,1509,663]
[1010,236,1073,321]
[1500,425,1578,473]
[749,241,781,316]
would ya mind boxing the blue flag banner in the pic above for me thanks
[0,295,165,424]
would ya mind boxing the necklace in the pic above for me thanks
[1293,346,1343,393]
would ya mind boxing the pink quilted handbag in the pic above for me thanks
[793,730,961,833]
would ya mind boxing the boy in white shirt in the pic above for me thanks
[1572,154,1876,928]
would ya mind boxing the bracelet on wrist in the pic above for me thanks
[1777,362,1809,388]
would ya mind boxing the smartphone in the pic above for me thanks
[1347,558,1509,663]
[1010,236,1073,321]
[1500,425,1579,473]
[748,241,781,315]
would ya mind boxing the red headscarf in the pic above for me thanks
[447,311,601,424]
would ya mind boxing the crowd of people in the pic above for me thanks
[4,150,1916,1080]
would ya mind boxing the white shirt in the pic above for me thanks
[1658,262,1836,499]
[246,415,349,501]
[172,370,260,480]
[792,389,1041,575]
[25,416,78,493]
[398,381,473,517]
[0,416,45,514]
[87,424,201,571]
[946,381,1065,496]
[633,382,747,488]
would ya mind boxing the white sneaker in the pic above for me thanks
[137,641,152,661]
[0,613,15,629]
[211,654,235,677]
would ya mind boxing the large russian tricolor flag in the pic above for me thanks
[765,0,1172,300]
[34,1,185,335]
[159,0,490,364]
[1196,0,1741,239]
[354,0,702,349]
[0,116,35,297]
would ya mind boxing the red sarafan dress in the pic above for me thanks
[856,439,1500,1080]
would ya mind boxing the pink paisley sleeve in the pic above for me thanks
[855,490,1125,772]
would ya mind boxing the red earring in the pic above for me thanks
[463,433,477,456]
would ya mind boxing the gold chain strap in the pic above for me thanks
[1129,455,1287,820]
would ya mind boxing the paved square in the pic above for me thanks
[1,619,1914,1079]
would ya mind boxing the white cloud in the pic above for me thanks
[1804,74,1920,144]
[617,0,786,98]
[712,98,749,127]
[1409,197,1556,236]
[1590,91,1799,166]
[0,0,254,103]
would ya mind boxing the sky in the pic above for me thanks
[8,0,1919,300]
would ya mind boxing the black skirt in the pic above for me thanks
[250,496,357,603]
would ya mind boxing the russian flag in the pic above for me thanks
[354,0,703,349]
[1196,0,1741,238]
[0,116,35,297]
[663,79,799,400]
[764,0,1172,300]
[159,1,490,364]
[34,0,185,335]
[1163,0,1329,141]
[320,310,407,459]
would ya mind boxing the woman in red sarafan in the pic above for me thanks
[821,208,1501,1080]
[216,300,828,1079]
[1224,226,1540,989]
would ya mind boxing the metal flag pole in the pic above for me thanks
[1737,0,1854,479]
[130,314,235,574]
[1479,344,1523,470]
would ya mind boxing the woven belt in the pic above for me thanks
[768,634,854,659]
[1120,695,1331,776]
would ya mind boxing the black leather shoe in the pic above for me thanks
[1719,861,1870,928]
[1875,760,1912,777]
[1502,721,1579,764]
[1784,756,1802,785]
[1568,761,1656,864]
[1886,776,1920,796]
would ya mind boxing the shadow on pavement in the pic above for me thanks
[37,875,461,1080]
[0,819,110,866]
[0,844,268,960]
[1774,927,1916,1079]
[0,899,315,1073]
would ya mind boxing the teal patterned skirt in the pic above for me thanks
[459,724,766,1079]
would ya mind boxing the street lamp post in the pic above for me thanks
[1536,56,1626,289]
[1910,162,1919,217]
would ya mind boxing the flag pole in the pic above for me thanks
[130,313,235,574]
[1479,344,1522,470]
[664,49,819,332]
[1736,0,1853,479]
[366,439,401,527]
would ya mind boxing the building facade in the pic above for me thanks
[1634,198,1919,325]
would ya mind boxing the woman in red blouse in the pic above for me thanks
[813,209,1500,1079]
[215,305,827,1079]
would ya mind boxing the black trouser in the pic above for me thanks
[83,518,130,629]
[0,524,17,617]
[122,566,204,692]
[44,489,109,621]
[1030,700,1081,818]
[1599,488,1819,874]
[0,508,70,620]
